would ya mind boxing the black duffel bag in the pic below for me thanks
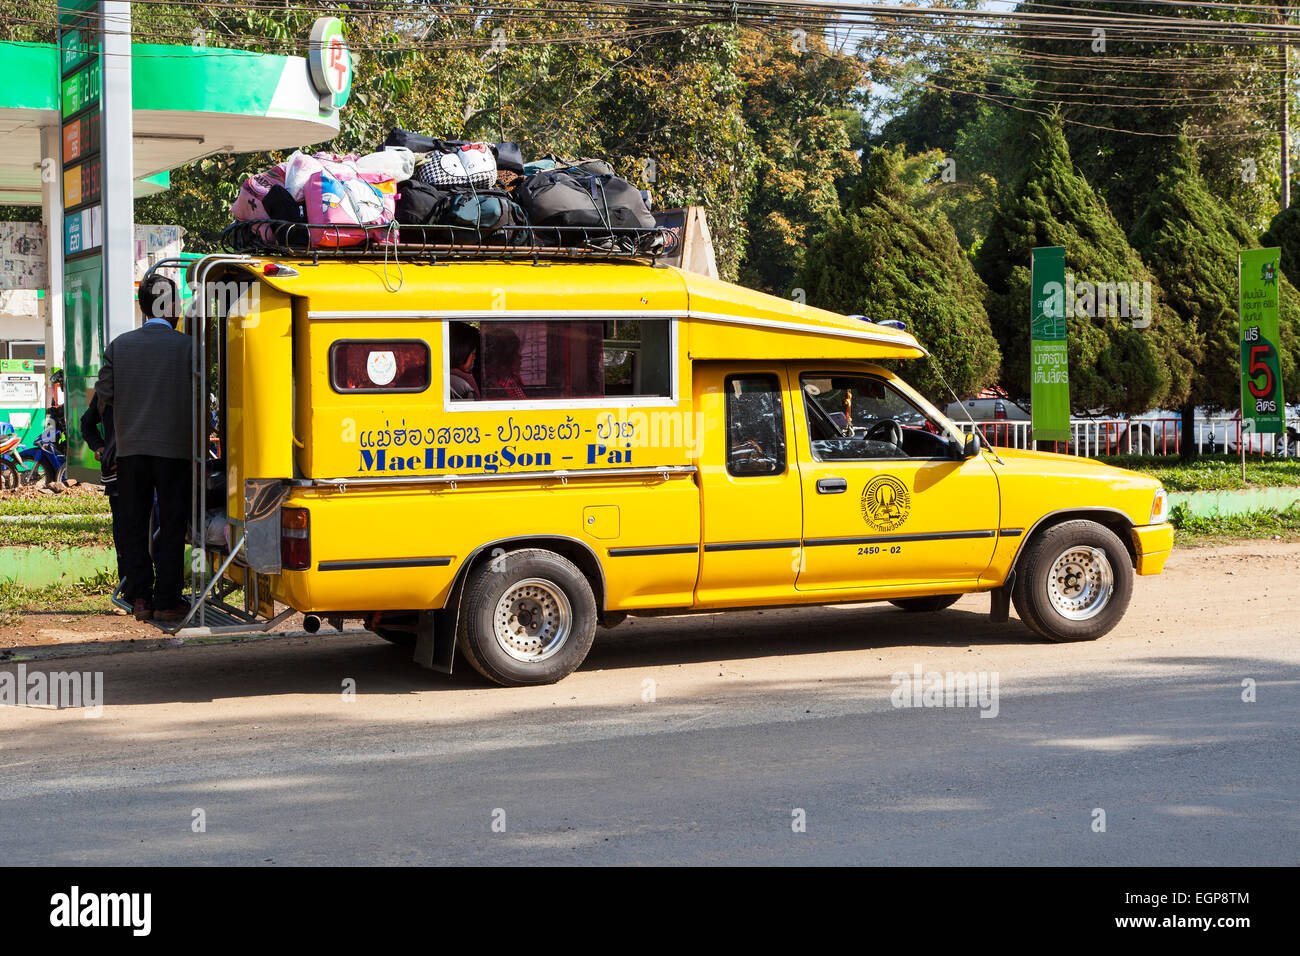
[395,180,528,245]
[516,168,655,232]
[395,179,457,225]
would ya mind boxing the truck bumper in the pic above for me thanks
[1130,523,1174,576]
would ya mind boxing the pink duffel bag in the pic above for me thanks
[305,168,397,247]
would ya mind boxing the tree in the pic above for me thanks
[1131,137,1300,451]
[800,146,1001,403]
[135,6,759,276]
[735,29,861,296]
[977,115,1194,415]
[1015,1,1284,233]
[1260,201,1300,286]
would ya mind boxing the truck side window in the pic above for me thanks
[448,318,673,403]
[802,373,952,461]
[725,374,786,477]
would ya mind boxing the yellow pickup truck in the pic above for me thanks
[161,249,1172,686]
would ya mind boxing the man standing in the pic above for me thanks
[79,397,122,585]
[94,274,193,623]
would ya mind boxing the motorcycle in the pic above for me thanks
[19,422,67,487]
[0,423,21,491]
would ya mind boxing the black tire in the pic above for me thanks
[457,548,597,687]
[0,459,17,491]
[889,594,962,613]
[1012,519,1133,643]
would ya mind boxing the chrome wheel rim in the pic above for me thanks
[493,578,572,663]
[1046,546,1114,621]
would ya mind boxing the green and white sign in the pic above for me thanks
[1238,248,1286,435]
[308,17,352,110]
[1030,245,1070,443]
[58,0,132,482]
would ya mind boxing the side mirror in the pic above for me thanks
[962,433,980,459]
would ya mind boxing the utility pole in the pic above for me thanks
[1283,41,1291,209]
[1281,2,1291,209]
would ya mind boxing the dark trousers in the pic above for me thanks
[105,485,123,581]
[116,455,190,608]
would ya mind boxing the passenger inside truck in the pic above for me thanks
[454,318,672,403]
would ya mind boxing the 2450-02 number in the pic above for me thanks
[858,545,902,555]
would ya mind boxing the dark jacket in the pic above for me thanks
[79,398,117,488]
[94,322,193,459]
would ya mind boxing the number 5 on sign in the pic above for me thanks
[1238,249,1286,434]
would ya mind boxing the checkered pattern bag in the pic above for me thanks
[415,143,497,189]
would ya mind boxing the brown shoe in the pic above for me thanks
[153,602,191,624]
[132,599,154,621]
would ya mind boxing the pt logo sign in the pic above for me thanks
[309,17,353,111]
[861,475,910,532]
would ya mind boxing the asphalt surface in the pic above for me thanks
[1,541,1297,865]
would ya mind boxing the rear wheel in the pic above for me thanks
[457,548,597,686]
[1012,520,1132,642]
[889,594,961,613]
[0,459,17,491]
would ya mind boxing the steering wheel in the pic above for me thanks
[865,419,903,447]
[729,437,777,474]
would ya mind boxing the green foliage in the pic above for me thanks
[1098,454,1300,491]
[1260,202,1300,287]
[1016,1,1282,233]
[0,516,113,549]
[0,574,117,628]
[1130,138,1300,410]
[799,147,1001,403]
[735,30,861,295]
[0,494,110,516]
[977,115,1194,414]
[133,7,761,276]
[1170,502,1300,540]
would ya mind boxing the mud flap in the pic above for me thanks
[413,608,457,674]
[990,569,1015,623]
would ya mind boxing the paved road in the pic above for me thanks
[2,542,1297,865]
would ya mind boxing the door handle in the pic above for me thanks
[817,477,847,494]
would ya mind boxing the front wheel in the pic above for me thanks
[889,594,961,613]
[1012,520,1133,642]
[457,548,597,686]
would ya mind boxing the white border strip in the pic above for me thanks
[305,307,926,353]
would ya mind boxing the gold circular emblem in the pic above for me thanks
[861,475,910,532]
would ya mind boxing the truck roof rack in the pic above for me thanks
[220,220,676,263]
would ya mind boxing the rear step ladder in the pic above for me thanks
[110,534,295,638]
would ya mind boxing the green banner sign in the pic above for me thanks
[1238,248,1286,435]
[1030,245,1070,442]
[63,254,104,478]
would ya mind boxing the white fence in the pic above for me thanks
[954,417,1300,458]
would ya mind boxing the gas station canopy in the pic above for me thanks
[0,39,341,205]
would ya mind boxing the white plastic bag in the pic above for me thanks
[355,147,415,182]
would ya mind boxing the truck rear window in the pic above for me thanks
[330,340,430,393]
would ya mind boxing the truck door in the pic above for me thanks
[792,367,999,591]
[694,363,804,607]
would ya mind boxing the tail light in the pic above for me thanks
[994,401,1007,420]
[281,507,310,571]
